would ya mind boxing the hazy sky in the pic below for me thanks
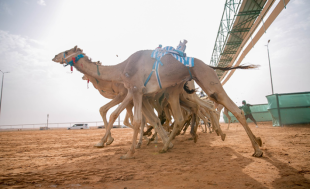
[0,0,309,126]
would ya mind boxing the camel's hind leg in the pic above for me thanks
[224,108,231,130]
[193,65,262,157]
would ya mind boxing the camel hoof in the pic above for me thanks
[106,137,114,145]
[221,134,226,141]
[135,143,141,149]
[194,134,198,143]
[180,132,185,135]
[120,154,135,159]
[256,137,263,147]
[252,150,263,157]
[94,142,105,148]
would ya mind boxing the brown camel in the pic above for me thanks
[52,46,262,159]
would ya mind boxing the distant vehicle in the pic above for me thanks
[68,124,89,130]
[98,125,105,129]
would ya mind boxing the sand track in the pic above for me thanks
[0,122,310,188]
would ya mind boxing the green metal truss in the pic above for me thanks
[210,0,242,67]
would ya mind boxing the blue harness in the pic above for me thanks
[63,53,84,67]
[144,46,194,88]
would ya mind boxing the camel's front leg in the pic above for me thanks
[99,94,125,145]
[161,95,184,153]
[120,90,143,159]
[94,92,133,148]
[136,115,147,149]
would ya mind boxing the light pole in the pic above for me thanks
[0,70,9,116]
[265,40,274,94]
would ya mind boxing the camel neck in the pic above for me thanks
[73,57,124,83]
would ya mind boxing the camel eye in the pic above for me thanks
[65,51,68,55]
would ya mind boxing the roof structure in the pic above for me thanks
[209,0,268,80]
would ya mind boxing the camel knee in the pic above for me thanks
[109,112,119,122]
[99,106,108,116]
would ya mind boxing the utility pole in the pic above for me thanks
[0,70,9,116]
[266,40,274,94]
[47,114,49,129]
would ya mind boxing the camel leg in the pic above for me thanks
[143,126,153,136]
[120,90,143,159]
[224,108,231,130]
[199,108,212,133]
[209,110,226,141]
[123,112,133,129]
[95,92,133,147]
[150,132,158,144]
[136,115,146,149]
[141,98,170,145]
[124,102,134,128]
[181,118,191,135]
[198,110,209,133]
[190,113,199,143]
[163,105,172,132]
[99,95,125,145]
[193,66,262,157]
[161,92,184,153]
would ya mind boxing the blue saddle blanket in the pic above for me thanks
[151,46,194,67]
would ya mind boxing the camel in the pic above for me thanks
[52,46,262,159]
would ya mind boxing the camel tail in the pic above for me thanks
[209,64,259,71]
[183,82,196,94]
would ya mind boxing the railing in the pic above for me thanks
[0,120,125,130]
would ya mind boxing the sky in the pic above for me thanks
[0,0,309,126]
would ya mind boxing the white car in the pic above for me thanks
[67,124,89,130]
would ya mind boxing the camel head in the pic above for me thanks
[52,45,83,64]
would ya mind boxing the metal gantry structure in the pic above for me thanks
[210,0,268,79]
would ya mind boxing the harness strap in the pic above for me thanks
[187,66,193,80]
[144,57,163,89]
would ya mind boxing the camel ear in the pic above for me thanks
[74,46,78,52]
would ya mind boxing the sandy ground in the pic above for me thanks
[0,122,310,189]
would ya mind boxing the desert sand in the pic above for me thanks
[0,122,310,189]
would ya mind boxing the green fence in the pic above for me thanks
[223,104,273,123]
[266,92,310,126]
